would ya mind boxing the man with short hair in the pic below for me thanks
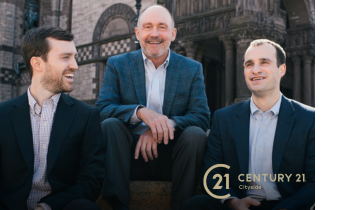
[96,5,210,210]
[181,39,315,210]
[0,26,105,210]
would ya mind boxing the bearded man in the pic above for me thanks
[0,26,105,210]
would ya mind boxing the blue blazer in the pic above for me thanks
[0,93,105,210]
[96,49,210,132]
[204,96,315,210]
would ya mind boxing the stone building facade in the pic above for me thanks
[0,0,315,116]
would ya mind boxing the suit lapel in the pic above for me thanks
[47,94,76,174]
[233,100,251,176]
[10,93,34,173]
[163,51,180,116]
[131,49,147,106]
[272,96,295,174]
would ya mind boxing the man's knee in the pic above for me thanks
[101,118,125,131]
[178,126,207,147]
[101,118,133,146]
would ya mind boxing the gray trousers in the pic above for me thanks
[101,118,207,210]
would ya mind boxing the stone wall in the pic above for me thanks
[68,62,96,102]
[71,0,157,46]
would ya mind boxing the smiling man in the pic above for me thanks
[96,5,210,210]
[0,27,105,210]
[181,39,315,210]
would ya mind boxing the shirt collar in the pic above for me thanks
[27,86,61,115]
[250,92,283,116]
[141,49,170,69]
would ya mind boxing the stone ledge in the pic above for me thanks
[96,181,172,210]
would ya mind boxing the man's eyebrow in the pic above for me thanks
[244,59,252,66]
[59,52,77,56]
[259,58,272,62]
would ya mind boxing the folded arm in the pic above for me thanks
[171,64,210,132]
[96,58,140,123]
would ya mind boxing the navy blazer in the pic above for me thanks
[0,93,106,210]
[96,49,210,132]
[203,96,315,210]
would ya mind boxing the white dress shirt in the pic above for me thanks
[247,93,282,201]
[130,50,176,135]
[27,87,60,210]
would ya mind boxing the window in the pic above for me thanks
[24,0,39,35]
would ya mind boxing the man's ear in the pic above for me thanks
[135,27,140,41]
[279,64,286,78]
[30,57,43,74]
[171,28,177,42]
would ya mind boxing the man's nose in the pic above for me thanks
[69,58,78,71]
[252,64,262,74]
[150,28,160,37]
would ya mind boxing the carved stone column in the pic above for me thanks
[234,38,252,103]
[182,40,197,60]
[195,46,205,63]
[219,34,235,106]
[302,55,312,106]
[291,55,301,102]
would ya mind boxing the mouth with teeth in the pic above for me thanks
[251,77,265,81]
[146,39,163,45]
[64,73,74,81]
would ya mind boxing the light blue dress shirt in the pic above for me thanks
[247,93,282,201]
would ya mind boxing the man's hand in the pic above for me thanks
[224,197,260,210]
[135,129,158,162]
[137,107,174,144]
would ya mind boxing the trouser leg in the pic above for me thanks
[171,126,207,210]
[101,118,134,208]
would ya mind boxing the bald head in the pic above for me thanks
[137,5,175,29]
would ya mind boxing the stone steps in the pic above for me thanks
[96,181,172,210]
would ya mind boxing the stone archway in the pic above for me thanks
[92,3,137,99]
[92,3,136,42]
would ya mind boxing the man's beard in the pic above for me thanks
[41,66,74,94]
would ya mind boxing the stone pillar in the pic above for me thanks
[195,46,205,63]
[202,58,211,88]
[182,40,197,60]
[219,35,235,106]
[302,55,312,106]
[292,55,301,102]
[234,38,252,103]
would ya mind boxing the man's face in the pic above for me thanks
[41,38,78,94]
[135,6,177,60]
[243,44,286,97]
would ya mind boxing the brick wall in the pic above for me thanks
[68,62,96,101]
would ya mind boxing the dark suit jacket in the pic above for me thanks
[96,49,210,132]
[204,96,315,210]
[0,93,105,210]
